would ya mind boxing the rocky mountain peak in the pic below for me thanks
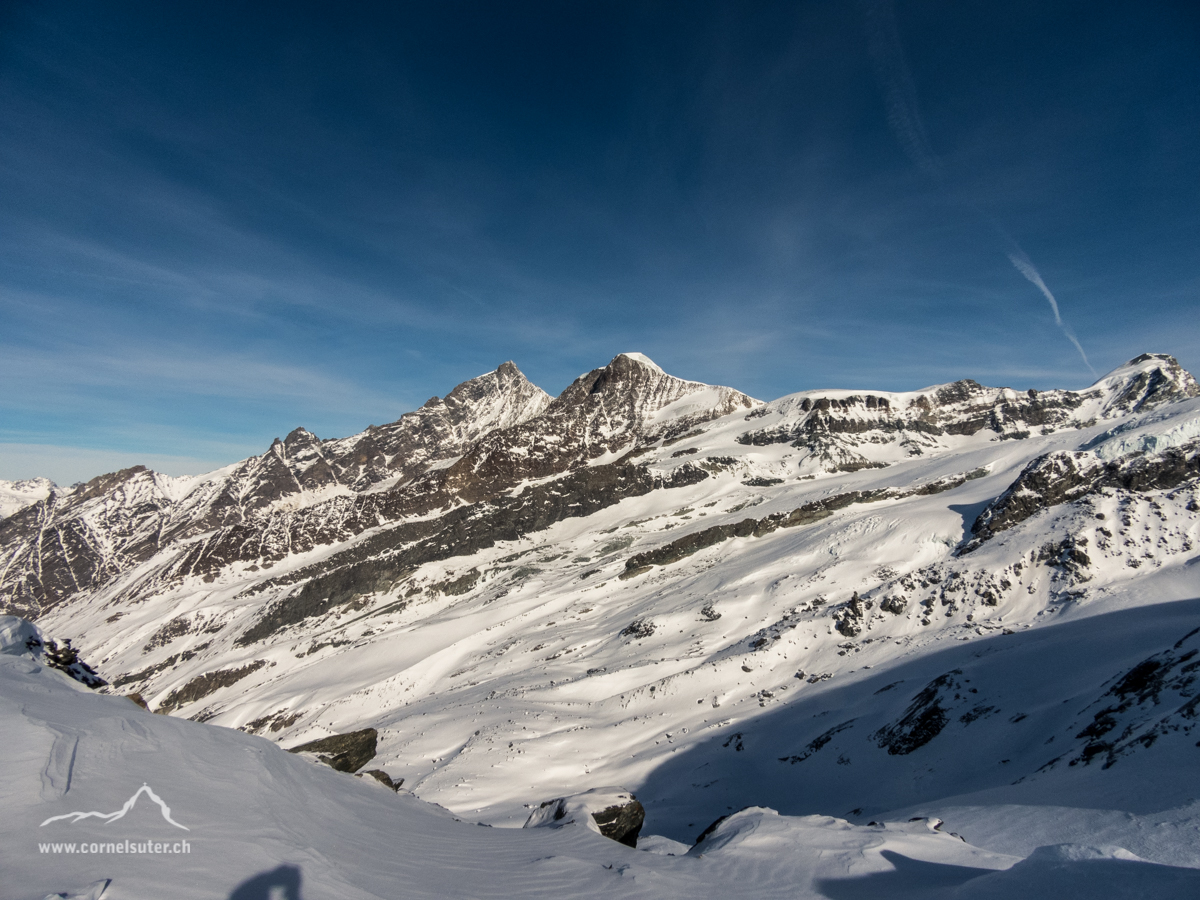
[314,362,551,493]
[613,351,664,372]
[436,361,549,425]
[443,357,759,493]
[1095,353,1200,415]
[550,353,756,430]
[285,427,319,447]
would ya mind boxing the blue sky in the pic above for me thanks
[2,1,1198,484]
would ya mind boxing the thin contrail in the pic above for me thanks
[1007,250,1096,374]
[859,0,1094,375]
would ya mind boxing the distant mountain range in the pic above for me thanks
[3,350,1198,842]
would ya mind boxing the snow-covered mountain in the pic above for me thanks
[4,350,1200,896]
[0,476,54,521]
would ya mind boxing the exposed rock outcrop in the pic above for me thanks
[962,438,1200,553]
[356,769,403,791]
[0,363,551,617]
[156,660,268,714]
[737,353,1198,475]
[0,615,106,688]
[288,728,379,773]
[523,787,645,847]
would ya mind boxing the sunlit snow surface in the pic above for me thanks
[9,353,1200,896]
[0,477,54,520]
[7,642,1200,898]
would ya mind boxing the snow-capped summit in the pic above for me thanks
[613,351,664,373]
[1090,352,1200,416]
[0,476,54,520]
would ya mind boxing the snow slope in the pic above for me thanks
[4,352,1200,895]
[0,477,54,521]
[6,633,1200,899]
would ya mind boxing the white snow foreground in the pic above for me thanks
[5,626,1200,898]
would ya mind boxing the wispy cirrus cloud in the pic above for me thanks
[859,0,1095,375]
[0,339,410,417]
[0,443,235,486]
[860,0,943,181]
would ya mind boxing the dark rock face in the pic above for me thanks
[356,769,403,791]
[620,618,656,639]
[834,593,869,637]
[436,353,755,498]
[872,670,964,755]
[778,719,857,765]
[735,355,1198,475]
[0,363,552,617]
[234,462,704,646]
[623,490,891,575]
[1103,354,1200,414]
[526,790,645,847]
[1067,627,1200,769]
[4,353,1190,622]
[288,728,378,773]
[33,635,107,689]
[156,660,267,714]
[736,381,1085,449]
[962,439,1200,552]
[0,355,751,619]
[0,466,168,618]
[590,797,645,847]
[322,360,552,492]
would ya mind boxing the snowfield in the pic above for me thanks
[3,351,1200,897]
[4,625,1200,898]
[0,477,54,521]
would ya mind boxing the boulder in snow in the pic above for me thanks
[524,787,645,847]
[288,727,378,773]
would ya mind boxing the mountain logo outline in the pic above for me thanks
[40,783,189,830]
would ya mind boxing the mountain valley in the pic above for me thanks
[4,350,1200,897]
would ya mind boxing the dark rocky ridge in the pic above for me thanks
[962,439,1200,552]
[1066,626,1200,769]
[872,670,965,755]
[0,362,548,616]
[0,355,751,618]
[737,354,1198,473]
[1,354,1194,622]
[234,461,709,645]
[156,659,268,714]
[321,360,552,491]
[623,468,987,576]
[736,382,1087,447]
